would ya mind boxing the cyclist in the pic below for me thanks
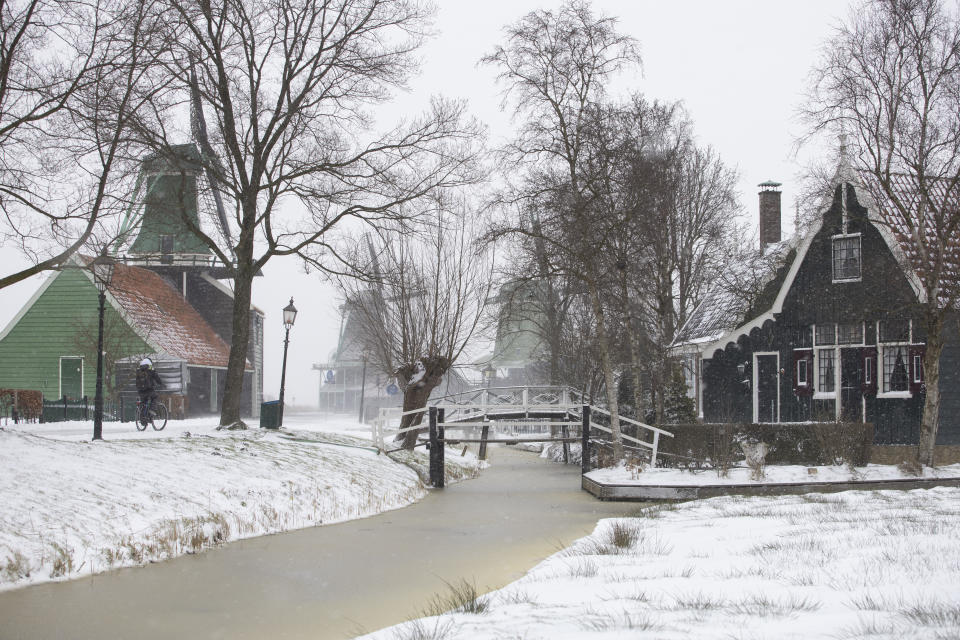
[135,358,163,426]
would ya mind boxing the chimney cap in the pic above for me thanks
[758,180,782,191]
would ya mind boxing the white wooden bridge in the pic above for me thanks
[372,385,674,487]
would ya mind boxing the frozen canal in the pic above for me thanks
[0,445,647,639]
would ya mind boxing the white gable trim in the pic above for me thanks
[0,270,61,341]
[697,167,923,360]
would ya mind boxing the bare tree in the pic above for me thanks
[483,0,640,460]
[804,0,960,466]
[135,0,484,428]
[0,0,166,289]
[338,196,494,449]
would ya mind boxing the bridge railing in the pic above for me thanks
[372,385,585,449]
[371,386,674,469]
[582,406,674,468]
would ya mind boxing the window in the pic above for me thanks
[797,359,808,385]
[832,234,861,281]
[913,354,923,383]
[880,319,909,342]
[865,356,873,385]
[681,354,697,400]
[883,345,909,392]
[815,324,836,345]
[160,234,174,254]
[818,348,835,392]
[838,323,863,345]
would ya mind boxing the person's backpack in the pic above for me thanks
[135,368,152,391]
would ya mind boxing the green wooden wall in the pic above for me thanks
[0,269,151,400]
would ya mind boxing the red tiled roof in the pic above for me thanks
[104,263,249,369]
[858,170,960,306]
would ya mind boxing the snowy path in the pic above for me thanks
[0,446,647,639]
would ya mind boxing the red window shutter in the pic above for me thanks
[793,349,813,396]
[861,346,877,395]
[909,345,925,393]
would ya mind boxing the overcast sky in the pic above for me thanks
[0,0,849,409]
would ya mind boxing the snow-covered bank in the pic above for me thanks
[587,462,960,485]
[0,414,481,591]
[364,487,960,640]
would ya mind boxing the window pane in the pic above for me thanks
[884,346,908,392]
[880,319,909,342]
[833,236,861,280]
[838,323,863,344]
[798,360,807,384]
[794,326,813,348]
[816,324,836,345]
[818,349,835,392]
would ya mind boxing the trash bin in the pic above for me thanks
[260,400,280,429]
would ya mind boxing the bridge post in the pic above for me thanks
[581,404,591,474]
[479,420,490,461]
[429,406,444,488]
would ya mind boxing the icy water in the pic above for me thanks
[0,446,648,639]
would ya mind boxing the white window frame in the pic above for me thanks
[864,354,873,386]
[753,351,781,424]
[814,347,838,400]
[877,320,913,398]
[797,358,808,386]
[831,233,863,283]
[912,354,923,384]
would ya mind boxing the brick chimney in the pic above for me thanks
[758,180,782,247]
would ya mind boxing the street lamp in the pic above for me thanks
[278,297,297,427]
[482,363,496,387]
[90,253,115,441]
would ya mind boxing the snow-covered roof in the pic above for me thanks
[98,262,249,370]
[671,240,796,350]
[857,169,960,306]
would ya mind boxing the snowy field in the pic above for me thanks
[0,412,481,591]
[364,487,960,640]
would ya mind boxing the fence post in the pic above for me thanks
[651,431,660,467]
[479,420,490,461]
[562,413,570,464]
[83,395,88,421]
[62,396,67,421]
[581,404,591,474]
[428,406,441,488]
[437,408,445,488]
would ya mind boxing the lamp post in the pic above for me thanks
[90,254,115,441]
[278,297,297,427]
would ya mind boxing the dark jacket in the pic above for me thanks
[135,367,163,393]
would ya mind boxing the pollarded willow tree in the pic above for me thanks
[483,0,640,461]
[133,0,484,428]
[803,0,960,466]
[337,195,494,449]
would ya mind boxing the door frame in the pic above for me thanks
[753,351,780,424]
[59,356,84,401]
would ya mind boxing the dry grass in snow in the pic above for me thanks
[365,487,960,640]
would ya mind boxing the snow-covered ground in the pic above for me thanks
[363,487,960,640]
[0,412,481,591]
[587,462,960,485]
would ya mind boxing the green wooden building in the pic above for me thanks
[0,144,264,418]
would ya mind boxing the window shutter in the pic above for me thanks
[861,346,877,395]
[793,349,813,396]
[909,346,925,394]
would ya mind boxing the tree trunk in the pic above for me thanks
[618,268,645,423]
[396,356,449,450]
[586,280,623,462]
[918,311,944,467]
[219,242,255,429]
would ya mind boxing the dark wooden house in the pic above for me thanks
[672,161,960,445]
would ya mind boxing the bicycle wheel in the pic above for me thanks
[151,403,168,431]
[135,405,147,431]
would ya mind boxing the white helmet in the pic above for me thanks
[140,358,153,368]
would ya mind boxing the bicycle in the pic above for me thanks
[135,400,168,431]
